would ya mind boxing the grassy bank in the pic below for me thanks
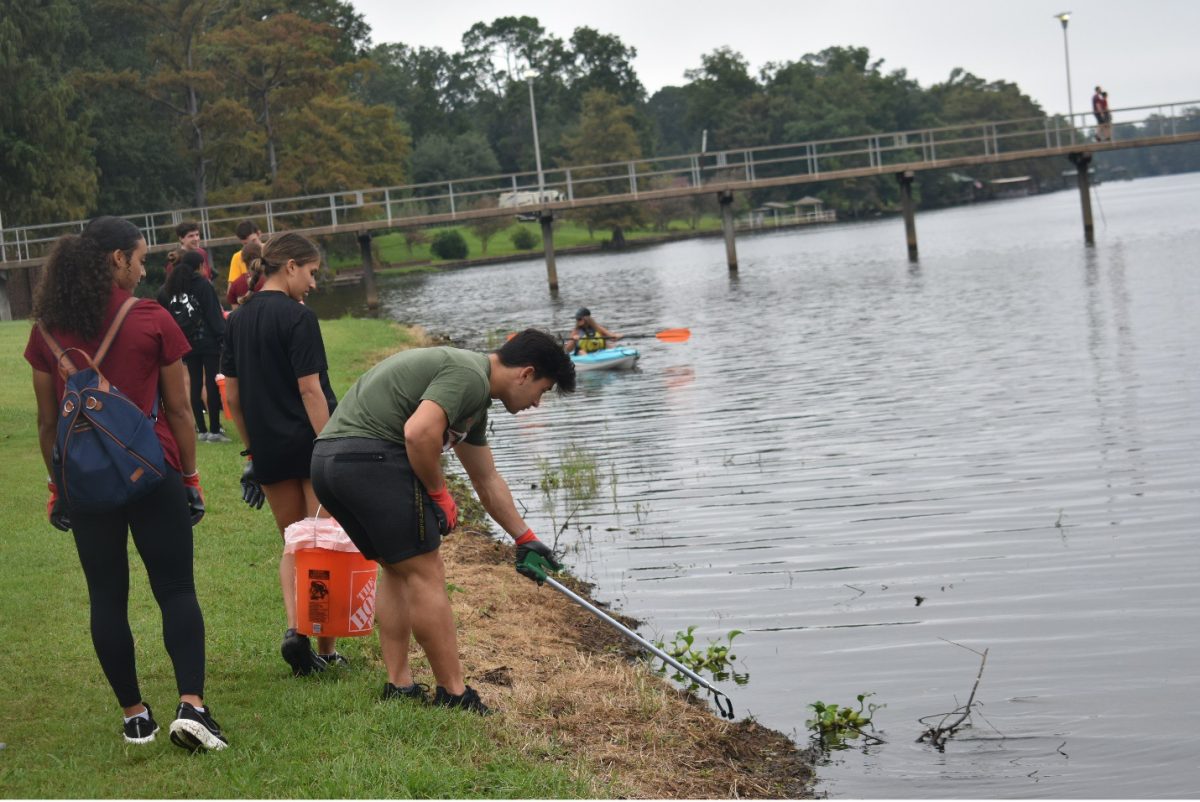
[0,317,812,798]
[329,216,726,270]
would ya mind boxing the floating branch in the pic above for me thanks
[916,642,989,750]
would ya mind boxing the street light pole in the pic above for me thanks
[1054,12,1075,137]
[523,69,557,292]
[524,70,546,199]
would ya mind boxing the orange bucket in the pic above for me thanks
[294,548,378,637]
[214,373,232,420]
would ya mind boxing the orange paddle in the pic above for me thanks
[507,327,691,343]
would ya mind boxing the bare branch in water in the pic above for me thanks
[916,646,989,749]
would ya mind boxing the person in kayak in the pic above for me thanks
[564,307,622,354]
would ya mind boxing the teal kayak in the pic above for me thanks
[571,346,640,372]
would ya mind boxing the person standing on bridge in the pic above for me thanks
[1092,86,1112,142]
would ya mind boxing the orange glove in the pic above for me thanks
[427,485,458,533]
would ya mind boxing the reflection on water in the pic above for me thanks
[308,174,1200,798]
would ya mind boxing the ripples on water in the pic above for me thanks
[313,174,1200,798]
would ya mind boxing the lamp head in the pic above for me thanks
[523,68,538,81]
[1054,11,1071,27]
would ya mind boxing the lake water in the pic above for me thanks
[310,172,1200,798]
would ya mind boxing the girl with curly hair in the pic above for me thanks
[24,216,228,752]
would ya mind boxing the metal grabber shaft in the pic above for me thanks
[543,576,736,719]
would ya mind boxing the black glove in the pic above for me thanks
[514,531,562,585]
[241,460,265,510]
[185,485,205,525]
[51,497,72,532]
[47,482,71,532]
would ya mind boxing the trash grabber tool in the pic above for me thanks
[543,575,735,719]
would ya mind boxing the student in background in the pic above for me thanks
[175,221,213,281]
[227,239,264,308]
[159,251,228,442]
[227,220,262,285]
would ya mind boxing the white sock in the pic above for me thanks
[123,709,150,724]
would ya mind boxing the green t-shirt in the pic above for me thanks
[318,347,491,448]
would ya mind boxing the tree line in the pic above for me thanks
[4,1,1198,233]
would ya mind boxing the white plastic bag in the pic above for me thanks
[283,512,362,555]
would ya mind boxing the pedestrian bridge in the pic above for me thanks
[2,98,1198,282]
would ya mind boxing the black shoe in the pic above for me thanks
[433,684,491,715]
[382,681,430,702]
[168,701,228,752]
[318,651,350,669]
[122,703,159,744]
[281,629,327,676]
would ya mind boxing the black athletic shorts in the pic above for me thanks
[310,437,447,564]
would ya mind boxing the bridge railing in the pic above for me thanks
[3,100,1197,266]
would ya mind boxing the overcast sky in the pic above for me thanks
[351,0,1198,122]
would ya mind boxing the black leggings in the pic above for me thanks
[70,471,206,707]
[185,351,221,433]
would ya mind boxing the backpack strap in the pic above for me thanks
[36,296,139,379]
[93,297,140,368]
[35,320,74,377]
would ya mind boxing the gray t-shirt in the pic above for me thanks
[319,347,491,448]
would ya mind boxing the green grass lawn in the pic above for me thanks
[0,317,600,798]
[329,215,725,270]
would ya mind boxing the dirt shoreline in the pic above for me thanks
[441,479,816,798]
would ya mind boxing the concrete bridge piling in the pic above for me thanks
[1069,153,1095,245]
[540,213,558,292]
[719,191,738,272]
[897,171,919,261]
[357,231,379,309]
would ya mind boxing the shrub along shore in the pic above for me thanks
[0,316,813,798]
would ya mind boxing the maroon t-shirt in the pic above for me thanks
[24,287,192,472]
[226,270,263,307]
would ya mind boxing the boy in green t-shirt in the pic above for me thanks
[312,329,576,713]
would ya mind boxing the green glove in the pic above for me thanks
[514,529,561,585]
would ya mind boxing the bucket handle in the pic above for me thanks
[310,504,324,549]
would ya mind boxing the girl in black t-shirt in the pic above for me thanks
[221,232,343,676]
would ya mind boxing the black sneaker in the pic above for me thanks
[122,703,159,744]
[433,685,491,715]
[281,629,327,676]
[382,682,429,702]
[168,701,228,752]
[318,651,350,669]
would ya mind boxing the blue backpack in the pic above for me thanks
[38,298,166,512]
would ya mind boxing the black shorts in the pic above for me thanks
[310,437,446,564]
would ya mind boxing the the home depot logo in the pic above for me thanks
[348,570,376,633]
